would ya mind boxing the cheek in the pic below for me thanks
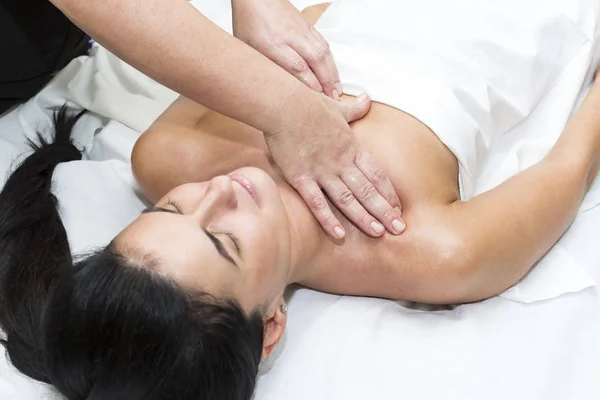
[245,220,278,262]
[242,215,287,269]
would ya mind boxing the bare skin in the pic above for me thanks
[51,0,404,240]
[131,4,600,304]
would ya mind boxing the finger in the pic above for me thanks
[355,150,402,211]
[271,45,323,93]
[291,32,337,98]
[341,166,405,235]
[295,179,345,239]
[338,93,372,123]
[312,27,342,96]
[322,176,386,238]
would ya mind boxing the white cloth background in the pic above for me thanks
[0,1,599,400]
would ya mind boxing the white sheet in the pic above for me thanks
[1,1,598,400]
[317,0,600,303]
[319,0,600,204]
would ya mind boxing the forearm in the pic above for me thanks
[50,0,309,133]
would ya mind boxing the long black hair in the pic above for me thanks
[0,106,265,400]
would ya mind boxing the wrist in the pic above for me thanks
[262,79,318,137]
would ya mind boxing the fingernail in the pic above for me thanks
[336,83,343,95]
[392,219,406,234]
[358,93,369,102]
[334,226,345,239]
[371,221,385,235]
[394,207,402,215]
[332,89,340,101]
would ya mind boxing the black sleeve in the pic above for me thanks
[0,0,90,114]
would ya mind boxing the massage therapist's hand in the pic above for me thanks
[265,89,405,239]
[232,0,342,98]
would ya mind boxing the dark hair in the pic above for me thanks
[0,106,265,400]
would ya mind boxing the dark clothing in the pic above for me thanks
[0,0,89,114]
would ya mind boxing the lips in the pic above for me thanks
[229,174,259,205]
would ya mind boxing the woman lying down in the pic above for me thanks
[1,1,599,399]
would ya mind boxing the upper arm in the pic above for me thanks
[306,204,477,305]
[380,199,540,305]
[378,208,477,304]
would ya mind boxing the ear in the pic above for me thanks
[261,298,288,360]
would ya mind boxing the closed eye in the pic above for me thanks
[142,200,242,264]
[166,199,184,214]
[204,229,239,267]
[142,198,185,215]
[223,231,241,255]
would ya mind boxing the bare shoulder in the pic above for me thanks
[132,99,272,202]
[303,203,464,303]
[301,100,463,303]
[149,96,210,129]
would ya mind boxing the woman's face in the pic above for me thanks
[115,167,292,311]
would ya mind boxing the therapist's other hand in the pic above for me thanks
[264,91,405,239]
[232,0,342,99]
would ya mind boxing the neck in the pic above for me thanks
[277,184,330,284]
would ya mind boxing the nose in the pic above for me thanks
[193,175,238,220]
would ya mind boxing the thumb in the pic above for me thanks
[339,93,371,123]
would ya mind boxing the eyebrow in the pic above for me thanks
[141,206,238,267]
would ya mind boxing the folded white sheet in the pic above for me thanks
[316,0,600,303]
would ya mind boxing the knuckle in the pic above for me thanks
[359,182,377,200]
[361,213,372,225]
[290,58,309,73]
[269,31,282,42]
[324,216,338,228]
[337,190,355,206]
[286,23,298,34]
[319,39,331,52]
[320,75,334,87]
[311,44,329,63]
[265,32,281,44]
[289,169,307,184]
[383,208,395,221]
[311,51,326,64]
[335,141,355,161]
[287,165,311,185]
[371,168,387,184]
[310,195,328,211]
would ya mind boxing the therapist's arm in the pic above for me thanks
[49,0,405,238]
[50,0,307,132]
[232,0,342,98]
